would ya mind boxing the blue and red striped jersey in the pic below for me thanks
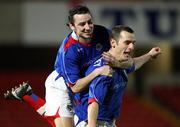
[74,57,135,122]
[54,25,110,87]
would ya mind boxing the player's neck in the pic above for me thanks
[108,49,121,61]
[78,38,91,44]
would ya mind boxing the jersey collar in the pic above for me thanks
[72,31,93,47]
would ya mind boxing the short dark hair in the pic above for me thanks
[67,5,91,25]
[111,25,134,41]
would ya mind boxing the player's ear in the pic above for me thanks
[110,38,116,48]
[69,23,75,31]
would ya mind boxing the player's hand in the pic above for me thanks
[148,47,161,59]
[102,52,133,68]
[97,65,113,77]
[102,52,126,66]
[102,52,116,66]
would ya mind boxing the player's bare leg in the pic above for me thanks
[53,117,73,127]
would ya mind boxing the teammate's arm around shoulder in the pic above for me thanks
[102,52,134,69]
[71,65,112,93]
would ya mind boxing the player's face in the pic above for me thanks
[113,31,135,61]
[70,13,94,43]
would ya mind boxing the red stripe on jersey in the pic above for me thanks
[68,83,75,87]
[64,33,94,50]
[88,97,97,104]
[64,36,78,49]
[79,41,93,47]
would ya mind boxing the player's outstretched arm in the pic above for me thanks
[133,47,161,70]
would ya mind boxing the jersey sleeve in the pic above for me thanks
[88,76,111,105]
[63,45,81,87]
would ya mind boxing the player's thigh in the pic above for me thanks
[60,117,74,127]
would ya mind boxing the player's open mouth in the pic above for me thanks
[124,51,131,57]
[124,51,130,55]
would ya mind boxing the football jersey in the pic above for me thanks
[74,57,135,122]
[54,25,110,87]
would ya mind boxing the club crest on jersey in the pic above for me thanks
[77,48,83,52]
[96,43,103,51]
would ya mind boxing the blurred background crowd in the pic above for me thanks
[0,0,180,127]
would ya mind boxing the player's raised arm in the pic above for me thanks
[133,47,161,70]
